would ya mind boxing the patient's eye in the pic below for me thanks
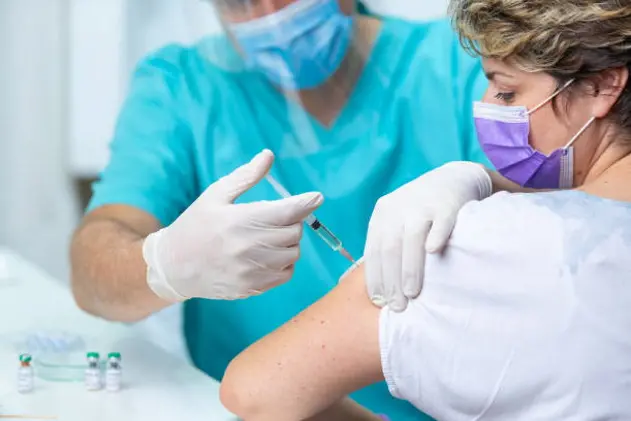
[494,91,516,104]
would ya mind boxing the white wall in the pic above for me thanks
[0,0,80,281]
[69,0,221,178]
[68,0,127,177]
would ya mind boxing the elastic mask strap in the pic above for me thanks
[563,116,596,149]
[528,79,575,115]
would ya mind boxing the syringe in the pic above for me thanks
[265,174,356,264]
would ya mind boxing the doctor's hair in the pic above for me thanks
[450,0,631,137]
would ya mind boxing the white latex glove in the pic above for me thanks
[364,161,493,311]
[142,149,323,302]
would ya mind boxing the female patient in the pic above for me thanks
[220,1,631,419]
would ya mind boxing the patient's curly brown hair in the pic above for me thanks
[450,0,631,136]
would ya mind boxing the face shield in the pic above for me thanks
[214,0,354,90]
[187,0,389,130]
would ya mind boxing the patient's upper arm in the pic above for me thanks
[220,265,384,421]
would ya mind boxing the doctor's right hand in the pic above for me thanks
[142,149,323,303]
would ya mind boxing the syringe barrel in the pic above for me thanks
[266,174,342,251]
[312,223,342,251]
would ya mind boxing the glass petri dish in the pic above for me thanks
[34,352,88,382]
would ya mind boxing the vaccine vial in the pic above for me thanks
[105,352,122,392]
[84,352,102,391]
[17,353,34,393]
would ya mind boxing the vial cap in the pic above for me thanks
[19,353,32,363]
[87,352,100,358]
[108,352,121,359]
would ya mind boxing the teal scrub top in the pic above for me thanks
[89,17,489,421]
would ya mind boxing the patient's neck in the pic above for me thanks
[580,139,631,203]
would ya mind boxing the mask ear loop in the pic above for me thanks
[563,116,596,149]
[528,78,575,115]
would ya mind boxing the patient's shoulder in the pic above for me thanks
[421,189,631,310]
[450,190,631,258]
[447,191,567,258]
[459,189,631,224]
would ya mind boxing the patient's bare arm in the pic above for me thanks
[220,265,384,421]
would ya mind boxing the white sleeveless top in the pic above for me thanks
[380,190,631,420]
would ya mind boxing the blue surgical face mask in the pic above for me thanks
[229,0,353,90]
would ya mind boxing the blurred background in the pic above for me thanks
[0,0,449,283]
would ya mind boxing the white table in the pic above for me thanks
[0,249,237,421]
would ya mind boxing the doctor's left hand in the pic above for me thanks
[364,162,493,312]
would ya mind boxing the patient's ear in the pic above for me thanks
[590,66,629,118]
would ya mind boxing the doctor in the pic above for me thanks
[70,0,488,419]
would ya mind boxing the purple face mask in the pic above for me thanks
[474,80,595,189]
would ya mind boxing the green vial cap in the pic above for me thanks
[108,352,121,359]
[19,353,32,363]
[87,352,100,359]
